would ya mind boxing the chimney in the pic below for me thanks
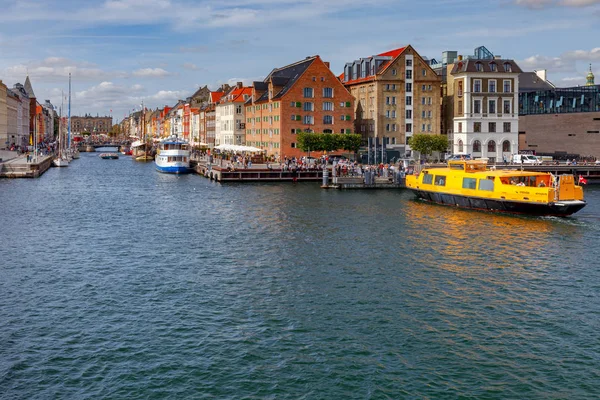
[494,55,502,60]
[324,61,330,69]
[535,69,547,82]
[458,55,463,61]
[236,81,243,89]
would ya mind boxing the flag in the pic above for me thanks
[579,175,588,185]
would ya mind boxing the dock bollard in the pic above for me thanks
[322,167,329,186]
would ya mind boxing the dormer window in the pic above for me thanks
[475,62,483,72]
[503,62,512,72]
[490,62,497,72]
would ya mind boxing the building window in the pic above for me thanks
[427,124,431,132]
[474,79,481,93]
[421,124,426,132]
[458,81,463,97]
[489,80,496,93]
[428,97,432,105]
[406,70,412,79]
[406,110,412,119]
[474,100,481,114]
[406,96,412,106]
[475,62,482,72]
[323,102,333,111]
[303,87,314,98]
[386,124,390,132]
[503,122,511,133]
[323,87,333,98]
[406,83,412,92]
[406,59,412,67]
[421,97,426,105]
[422,84,426,91]
[490,62,497,72]
[291,142,296,148]
[303,102,313,111]
[503,80,511,93]
[502,140,511,152]
[392,69,397,75]
[421,110,426,118]
[489,100,496,114]
[392,124,397,131]
[386,97,390,105]
[392,97,396,105]
[487,140,496,153]
[422,68,426,76]
[406,123,412,132]
[474,122,481,132]
[304,115,314,124]
[503,62,512,72]
[391,110,396,118]
[323,115,333,124]
[503,100,511,114]
[458,122,462,133]
[473,140,481,152]
[489,122,496,133]
[458,139,464,152]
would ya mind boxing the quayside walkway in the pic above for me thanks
[0,153,54,178]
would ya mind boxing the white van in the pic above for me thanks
[512,154,541,165]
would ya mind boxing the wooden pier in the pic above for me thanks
[0,155,54,178]
[193,160,323,182]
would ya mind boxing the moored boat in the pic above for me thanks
[405,160,586,216]
[99,153,119,159]
[155,136,190,174]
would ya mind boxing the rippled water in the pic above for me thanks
[1,152,599,399]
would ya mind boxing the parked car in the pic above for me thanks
[512,154,541,165]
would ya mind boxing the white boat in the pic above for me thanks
[53,95,69,168]
[155,136,190,174]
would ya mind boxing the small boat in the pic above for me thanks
[405,160,586,216]
[155,136,190,174]
[135,154,153,162]
[99,153,119,159]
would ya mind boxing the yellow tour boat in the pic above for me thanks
[405,160,586,216]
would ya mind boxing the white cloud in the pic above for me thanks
[2,57,126,82]
[132,68,170,78]
[563,47,600,60]
[520,47,600,73]
[147,89,190,102]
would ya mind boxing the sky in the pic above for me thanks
[1,0,599,122]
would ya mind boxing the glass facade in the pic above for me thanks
[519,85,600,115]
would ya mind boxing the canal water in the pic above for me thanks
[1,152,599,399]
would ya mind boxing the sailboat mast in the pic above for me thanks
[68,73,71,148]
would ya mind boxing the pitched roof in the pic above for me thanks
[451,59,523,74]
[220,86,252,104]
[518,72,555,92]
[210,91,224,103]
[24,76,35,98]
[266,56,317,99]
[343,46,407,86]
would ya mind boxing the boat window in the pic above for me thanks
[422,173,433,185]
[449,163,464,170]
[434,175,446,186]
[462,177,477,189]
[479,179,494,191]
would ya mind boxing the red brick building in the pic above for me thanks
[245,55,355,159]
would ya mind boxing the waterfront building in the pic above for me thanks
[245,55,354,158]
[341,45,441,158]
[11,83,31,148]
[204,91,224,147]
[518,67,600,158]
[446,52,522,162]
[23,76,38,144]
[216,83,252,146]
[71,115,113,135]
[0,80,8,149]
[5,89,20,148]
[42,100,55,141]
[191,107,200,145]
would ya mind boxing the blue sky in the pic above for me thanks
[1,0,599,121]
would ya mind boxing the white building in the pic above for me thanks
[450,57,521,163]
[215,83,251,146]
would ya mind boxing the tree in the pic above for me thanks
[341,134,362,153]
[297,132,323,154]
[408,134,448,159]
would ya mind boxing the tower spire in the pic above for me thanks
[586,63,595,86]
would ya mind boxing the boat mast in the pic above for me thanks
[68,73,71,149]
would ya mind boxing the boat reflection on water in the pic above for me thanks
[402,196,584,275]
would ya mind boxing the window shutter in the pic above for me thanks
[296,115,301,121]
[345,101,351,107]
[296,102,301,108]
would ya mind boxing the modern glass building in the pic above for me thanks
[519,85,600,115]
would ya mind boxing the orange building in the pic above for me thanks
[245,55,355,159]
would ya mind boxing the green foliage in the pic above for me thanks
[296,132,363,153]
[408,134,448,156]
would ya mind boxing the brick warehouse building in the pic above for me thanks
[341,45,441,158]
[71,115,113,135]
[245,55,355,159]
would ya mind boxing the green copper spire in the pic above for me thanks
[586,64,595,86]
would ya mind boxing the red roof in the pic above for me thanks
[378,47,406,58]
[220,87,252,104]
[342,46,407,86]
[210,91,224,103]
